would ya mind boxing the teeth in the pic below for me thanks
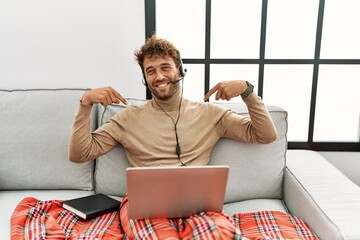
[157,83,168,88]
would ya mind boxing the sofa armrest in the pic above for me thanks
[284,150,360,240]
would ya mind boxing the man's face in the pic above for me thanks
[143,56,181,100]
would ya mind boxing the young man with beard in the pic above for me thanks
[68,34,278,239]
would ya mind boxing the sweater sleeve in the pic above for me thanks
[68,103,119,163]
[221,93,278,144]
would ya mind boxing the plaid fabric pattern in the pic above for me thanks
[11,197,123,240]
[119,195,318,240]
[11,196,319,240]
[120,195,242,240]
[233,211,319,240]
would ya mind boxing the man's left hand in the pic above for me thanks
[203,80,249,101]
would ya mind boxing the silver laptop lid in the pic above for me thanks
[126,165,229,220]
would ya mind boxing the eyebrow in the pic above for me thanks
[144,63,172,73]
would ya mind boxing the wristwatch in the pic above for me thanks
[241,81,254,98]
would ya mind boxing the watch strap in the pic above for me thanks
[241,81,254,98]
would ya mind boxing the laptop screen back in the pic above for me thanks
[126,165,229,220]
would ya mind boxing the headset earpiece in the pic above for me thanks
[142,71,147,86]
[179,59,187,77]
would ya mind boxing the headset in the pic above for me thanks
[140,58,187,166]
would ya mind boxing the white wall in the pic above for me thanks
[0,0,146,99]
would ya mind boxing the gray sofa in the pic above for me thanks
[1,88,360,240]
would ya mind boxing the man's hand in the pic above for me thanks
[203,80,248,101]
[80,87,127,106]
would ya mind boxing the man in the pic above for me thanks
[68,35,277,239]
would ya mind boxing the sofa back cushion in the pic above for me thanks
[209,103,287,202]
[0,89,95,190]
[94,101,137,196]
[95,100,287,202]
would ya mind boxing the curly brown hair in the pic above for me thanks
[134,34,182,74]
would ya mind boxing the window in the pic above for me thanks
[263,64,313,141]
[211,0,262,59]
[314,65,360,142]
[145,0,360,151]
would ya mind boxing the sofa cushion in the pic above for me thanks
[209,103,287,202]
[223,199,288,216]
[95,100,287,202]
[0,89,96,190]
[94,100,138,196]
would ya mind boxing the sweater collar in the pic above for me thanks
[151,88,183,112]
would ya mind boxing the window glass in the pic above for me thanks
[153,0,360,150]
[321,0,360,59]
[265,0,318,59]
[263,65,313,141]
[211,0,262,58]
[156,0,206,58]
[209,64,259,103]
[182,64,205,102]
[314,65,360,142]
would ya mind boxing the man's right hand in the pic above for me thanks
[80,87,127,106]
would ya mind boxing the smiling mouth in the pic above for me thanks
[155,82,170,88]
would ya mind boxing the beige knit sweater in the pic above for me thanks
[68,90,277,167]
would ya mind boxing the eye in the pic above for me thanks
[146,69,155,76]
[162,65,171,71]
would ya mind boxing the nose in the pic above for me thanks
[155,70,165,81]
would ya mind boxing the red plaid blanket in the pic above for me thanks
[11,197,319,240]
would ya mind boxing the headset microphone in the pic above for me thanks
[171,77,184,85]
[171,63,187,85]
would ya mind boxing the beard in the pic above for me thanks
[149,81,179,100]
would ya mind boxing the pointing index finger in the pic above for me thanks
[115,92,128,105]
[109,88,128,105]
[203,84,219,101]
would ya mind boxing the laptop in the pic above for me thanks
[126,165,229,220]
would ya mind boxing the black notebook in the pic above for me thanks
[62,193,121,220]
